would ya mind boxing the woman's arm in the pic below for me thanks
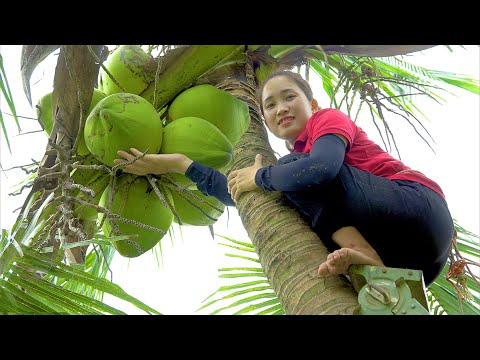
[254,133,346,192]
[227,134,346,202]
[115,148,194,175]
[114,148,236,206]
[116,132,346,206]
[184,162,236,206]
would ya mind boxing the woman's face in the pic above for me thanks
[261,75,314,145]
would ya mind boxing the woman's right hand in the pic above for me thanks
[114,148,193,176]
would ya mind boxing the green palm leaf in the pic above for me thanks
[197,234,284,315]
[0,238,162,315]
[305,48,479,157]
[0,52,21,153]
[0,192,163,314]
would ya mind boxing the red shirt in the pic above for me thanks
[292,108,445,199]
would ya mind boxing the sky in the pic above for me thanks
[0,45,479,314]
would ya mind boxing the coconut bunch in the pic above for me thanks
[80,87,167,258]
[36,88,107,156]
[160,83,250,229]
[34,45,250,258]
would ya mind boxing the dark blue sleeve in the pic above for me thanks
[185,133,346,205]
[185,162,236,206]
[254,134,346,191]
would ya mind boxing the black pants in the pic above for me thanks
[278,152,454,286]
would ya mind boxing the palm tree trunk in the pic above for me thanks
[35,45,104,264]
[220,70,359,315]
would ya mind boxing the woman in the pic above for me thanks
[114,71,454,286]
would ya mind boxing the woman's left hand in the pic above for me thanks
[227,154,264,203]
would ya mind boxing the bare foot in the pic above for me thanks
[317,248,384,277]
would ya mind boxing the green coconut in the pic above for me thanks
[98,45,155,96]
[170,188,225,226]
[167,84,250,145]
[36,88,107,156]
[162,173,197,191]
[160,116,234,173]
[36,93,54,135]
[70,154,105,187]
[84,93,163,167]
[99,175,174,258]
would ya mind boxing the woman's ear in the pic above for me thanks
[311,98,320,112]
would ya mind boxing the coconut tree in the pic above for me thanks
[0,45,478,314]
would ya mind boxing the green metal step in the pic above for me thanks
[348,265,430,315]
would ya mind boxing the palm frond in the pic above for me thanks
[19,45,60,105]
[0,52,21,153]
[0,192,163,314]
[381,55,480,95]
[0,238,162,314]
[428,220,480,315]
[197,234,284,315]
[305,49,480,158]
[42,237,117,301]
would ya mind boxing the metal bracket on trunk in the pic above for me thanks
[348,265,430,315]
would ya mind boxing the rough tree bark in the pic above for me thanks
[219,66,358,315]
